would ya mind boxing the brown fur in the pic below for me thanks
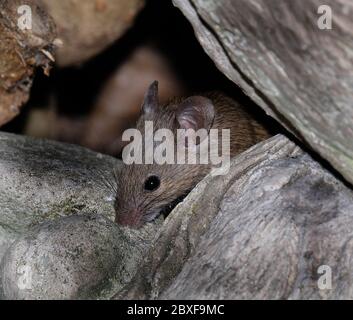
[115,91,270,228]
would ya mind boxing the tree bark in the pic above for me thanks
[0,0,56,126]
[173,0,353,186]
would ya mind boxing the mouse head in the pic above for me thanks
[114,81,215,228]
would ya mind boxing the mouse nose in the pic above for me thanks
[115,209,143,228]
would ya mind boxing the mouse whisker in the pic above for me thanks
[112,167,120,190]
[138,191,168,212]
[94,167,118,194]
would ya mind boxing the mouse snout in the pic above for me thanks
[115,208,143,228]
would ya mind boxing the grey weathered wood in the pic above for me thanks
[0,132,118,234]
[114,135,353,299]
[1,214,145,299]
[173,0,353,186]
[0,132,160,299]
[114,135,303,299]
[1,132,353,299]
[162,146,353,299]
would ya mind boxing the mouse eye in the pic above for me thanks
[144,175,160,191]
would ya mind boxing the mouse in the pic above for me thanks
[114,81,271,228]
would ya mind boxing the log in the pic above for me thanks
[0,132,160,299]
[115,135,353,299]
[173,0,353,186]
[0,131,118,262]
[1,214,157,299]
[0,0,56,126]
[40,0,145,67]
[1,133,353,299]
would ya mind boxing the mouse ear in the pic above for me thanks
[176,96,215,132]
[141,81,159,117]
[176,96,215,147]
